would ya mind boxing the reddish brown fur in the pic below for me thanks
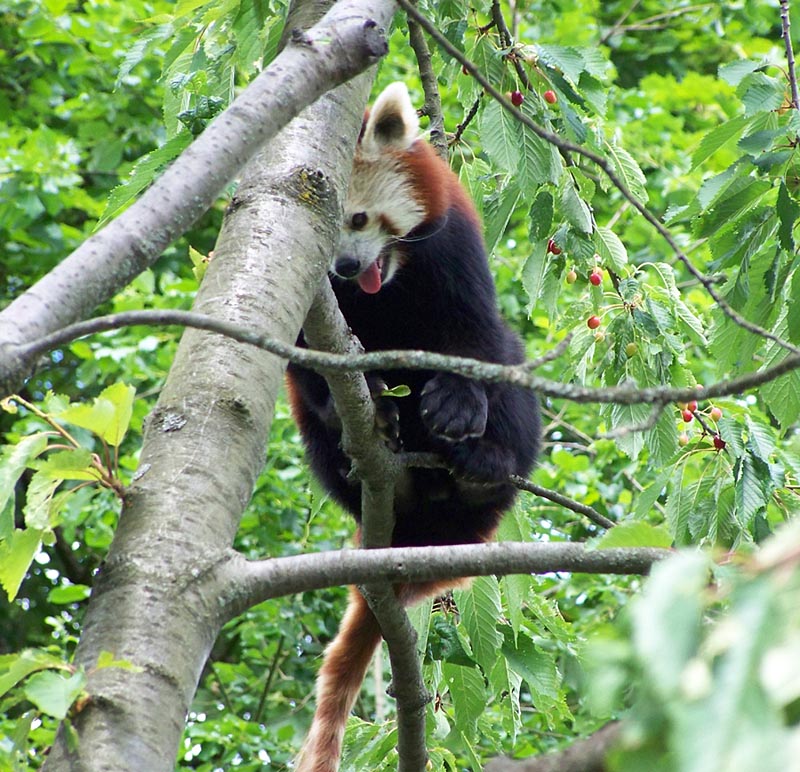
[295,580,471,772]
[401,140,481,228]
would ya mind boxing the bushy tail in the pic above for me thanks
[294,580,462,772]
[295,587,383,772]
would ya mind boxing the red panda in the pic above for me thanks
[286,82,541,772]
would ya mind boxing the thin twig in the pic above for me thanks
[491,0,532,90]
[393,0,800,358]
[452,95,482,146]
[510,476,615,529]
[407,18,449,160]
[9,308,800,408]
[782,0,800,109]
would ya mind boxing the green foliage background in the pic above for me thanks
[2,0,800,770]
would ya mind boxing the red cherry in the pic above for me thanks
[682,409,694,423]
[687,400,698,412]
[587,315,601,329]
[566,269,577,284]
[511,90,524,106]
[547,239,562,255]
[713,434,726,451]
[589,271,602,286]
[543,89,557,104]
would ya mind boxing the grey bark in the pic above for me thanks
[41,0,398,767]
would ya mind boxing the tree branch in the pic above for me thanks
[781,0,800,110]
[0,0,391,395]
[8,307,800,410]
[407,19,449,160]
[393,0,800,359]
[218,542,669,617]
[485,721,621,772]
[300,279,429,770]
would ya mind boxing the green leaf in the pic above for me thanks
[718,59,762,86]
[604,141,648,204]
[47,584,91,604]
[453,576,502,674]
[23,670,87,720]
[560,176,593,234]
[594,521,673,549]
[23,472,61,530]
[31,449,97,481]
[502,633,567,721]
[442,662,486,733]
[789,270,800,345]
[0,649,71,698]
[0,435,49,527]
[483,179,521,255]
[0,529,42,601]
[56,383,136,447]
[691,114,751,169]
[528,189,554,243]
[632,551,710,698]
[98,133,192,226]
[594,226,627,273]
[776,181,800,251]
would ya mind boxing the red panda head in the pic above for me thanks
[334,82,451,295]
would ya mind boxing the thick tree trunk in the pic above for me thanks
[42,1,397,768]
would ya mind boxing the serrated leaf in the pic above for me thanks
[98,133,192,226]
[529,189,554,244]
[483,180,521,255]
[610,400,651,460]
[24,670,87,720]
[480,101,561,190]
[594,226,627,273]
[0,529,42,601]
[594,521,672,549]
[644,409,679,468]
[502,635,567,722]
[56,383,135,447]
[604,141,648,204]
[443,662,486,732]
[692,114,751,169]
[789,270,800,345]
[521,247,551,313]
[536,44,586,83]
[560,176,593,234]
[718,59,762,86]
[740,72,785,116]
[735,454,770,527]
[634,468,671,520]
[777,181,799,251]
[453,577,502,674]
[31,449,96,481]
[0,435,48,525]
[23,472,61,530]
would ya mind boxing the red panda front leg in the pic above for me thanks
[420,372,518,483]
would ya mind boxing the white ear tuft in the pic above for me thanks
[361,82,419,153]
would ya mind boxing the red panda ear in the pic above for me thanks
[360,82,419,153]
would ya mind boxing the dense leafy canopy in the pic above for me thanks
[2,0,800,770]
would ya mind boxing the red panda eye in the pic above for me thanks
[351,212,368,230]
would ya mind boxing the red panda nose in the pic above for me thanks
[334,257,361,278]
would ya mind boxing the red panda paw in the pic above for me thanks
[367,375,402,452]
[420,373,488,442]
[443,439,517,484]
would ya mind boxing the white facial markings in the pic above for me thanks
[334,152,427,284]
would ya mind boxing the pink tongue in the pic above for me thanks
[357,261,382,294]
